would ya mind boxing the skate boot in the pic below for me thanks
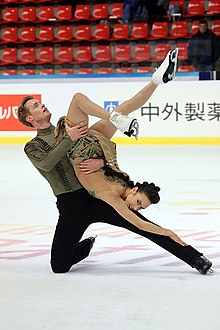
[192,255,213,275]
[109,111,139,140]
[152,48,178,85]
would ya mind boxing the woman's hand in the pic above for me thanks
[166,229,188,246]
[77,159,105,174]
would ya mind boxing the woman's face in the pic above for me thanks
[125,188,151,211]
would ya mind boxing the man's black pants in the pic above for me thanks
[51,189,202,273]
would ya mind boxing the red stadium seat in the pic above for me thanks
[56,6,72,21]
[176,43,189,61]
[56,47,73,63]
[152,44,171,62]
[74,5,90,20]
[137,66,154,73]
[114,44,131,62]
[94,45,112,62]
[169,21,188,38]
[190,20,199,35]
[92,24,110,40]
[207,1,220,14]
[2,0,18,3]
[56,25,73,41]
[20,7,36,22]
[78,68,93,74]
[111,24,129,40]
[1,69,17,75]
[20,47,36,64]
[38,6,54,21]
[20,69,36,75]
[97,67,113,74]
[130,23,148,40]
[187,0,204,16]
[150,22,168,39]
[178,65,194,72]
[2,7,18,22]
[1,48,17,64]
[212,20,220,36]
[38,47,54,63]
[92,4,108,20]
[39,69,55,75]
[75,25,91,41]
[37,26,54,42]
[115,67,132,74]
[75,46,92,63]
[131,44,151,62]
[18,26,36,42]
[58,68,74,74]
[110,3,123,18]
[1,27,18,43]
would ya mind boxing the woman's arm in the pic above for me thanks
[99,193,187,246]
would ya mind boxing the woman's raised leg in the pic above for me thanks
[66,93,110,125]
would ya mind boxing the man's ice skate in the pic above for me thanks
[86,235,97,253]
[152,48,178,85]
[109,111,139,140]
[192,255,213,275]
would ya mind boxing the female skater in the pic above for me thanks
[54,49,187,246]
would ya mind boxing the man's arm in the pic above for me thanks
[25,135,73,171]
[25,122,88,172]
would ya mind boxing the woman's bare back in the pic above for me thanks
[74,166,125,199]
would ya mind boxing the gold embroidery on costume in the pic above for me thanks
[55,116,130,189]
[88,189,96,197]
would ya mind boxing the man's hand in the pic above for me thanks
[65,121,88,141]
[77,159,105,174]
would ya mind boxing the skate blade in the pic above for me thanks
[170,48,178,62]
[124,120,139,140]
[208,268,214,274]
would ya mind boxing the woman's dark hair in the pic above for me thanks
[103,165,160,204]
[135,181,160,204]
[103,165,134,188]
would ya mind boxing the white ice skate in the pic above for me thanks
[109,111,139,140]
[152,48,178,85]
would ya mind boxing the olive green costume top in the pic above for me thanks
[24,124,82,196]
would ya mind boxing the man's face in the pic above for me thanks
[199,23,207,34]
[25,98,51,126]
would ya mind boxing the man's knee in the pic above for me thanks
[50,260,71,274]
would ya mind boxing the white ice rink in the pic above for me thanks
[1,144,220,330]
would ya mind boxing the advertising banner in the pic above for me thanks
[0,94,41,131]
[0,76,219,143]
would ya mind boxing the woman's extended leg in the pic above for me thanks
[90,81,157,139]
[66,48,178,138]
[66,92,110,125]
[66,82,157,139]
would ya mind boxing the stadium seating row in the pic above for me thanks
[0,43,190,65]
[0,65,194,76]
[0,20,220,45]
[0,1,220,24]
[0,4,123,23]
